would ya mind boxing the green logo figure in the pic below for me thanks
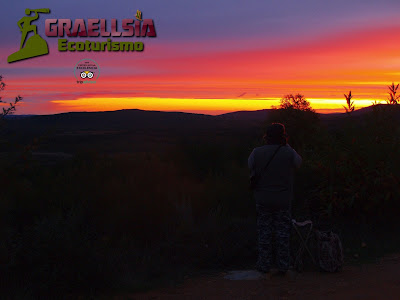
[7,8,51,63]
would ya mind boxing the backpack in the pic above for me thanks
[315,230,344,272]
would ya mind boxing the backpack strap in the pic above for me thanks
[257,144,282,178]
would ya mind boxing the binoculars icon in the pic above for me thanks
[80,71,94,79]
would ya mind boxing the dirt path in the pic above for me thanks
[129,254,400,299]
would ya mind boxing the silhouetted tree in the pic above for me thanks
[267,93,320,151]
[0,75,23,121]
[279,93,314,112]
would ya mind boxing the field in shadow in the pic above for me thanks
[1,104,400,297]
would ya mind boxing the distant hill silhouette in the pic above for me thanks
[217,109,272,122]
[5,105,399,131]
[318,105,384,120]
[3,105,399,154]
[4,104,390,125]
[219,105,389,122]
[3,109,263,153]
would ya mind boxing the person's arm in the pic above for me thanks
[32,12,39,21]
[248,149,256,177]
[17,19,23,31]
[288,144,302,168]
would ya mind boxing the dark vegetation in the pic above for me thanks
[1,75,400,297]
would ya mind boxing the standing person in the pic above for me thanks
[17,9,50,49]
[18,9,40,49]
[248,123,302,275]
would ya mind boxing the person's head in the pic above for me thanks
[25,9,31,15]
[263,123,288,145]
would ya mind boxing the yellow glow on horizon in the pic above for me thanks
[52,97,282,113]
[307,98,381,107]
[51,97,377,115]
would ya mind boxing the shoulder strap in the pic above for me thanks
[259,144,282,175]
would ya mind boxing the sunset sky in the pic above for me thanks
[1,0,400,115]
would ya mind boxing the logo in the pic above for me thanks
[135,10,143,21]
[8,8,51,63]
[74,59,100,84]
[8,8,157,63]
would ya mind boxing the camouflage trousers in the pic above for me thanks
[256,204,291,273]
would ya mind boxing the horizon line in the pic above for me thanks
[6,104,383,117]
